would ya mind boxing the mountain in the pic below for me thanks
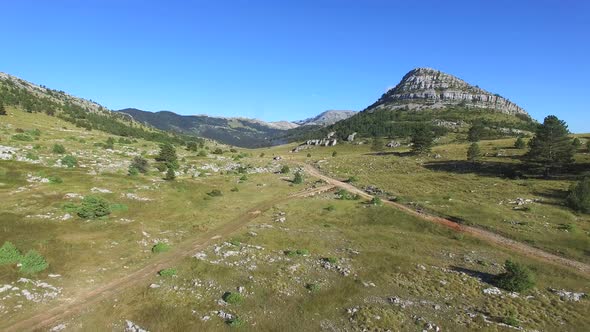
[116,109,355,148]
[367,67,528,116]
[303,68,535,141]
[295,110,356,126]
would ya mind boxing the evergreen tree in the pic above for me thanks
[293,171,303,184]
[494,260,535,292]
[371,137,384,153]
[572,137,582,149]
[411,126,435,154]
[467,142,482,162]
[514,137,526,149]
[130,156,149,173]
[156,143,179,169]
[0,101,6,115]
[566,177,590,213]
[104,137,115,150]
[164,166,176,181]
[526,115,574,176]
[468,122,484,142]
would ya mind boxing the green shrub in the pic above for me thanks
[48,176,63,184]
[370,197,383,206]
[324,205,336,211]
[25,152,39,160]
[346,176,358,183]
[323,257,338,264]
[128,166,139,176]
[207,189,223,197]
[152,242,170,253]
[198,150,207,157]
[26,128,41,137]
[239,175,248,181]
[222,291,244,304]
[52,144,66,154]
[514,137,526,149]
[332,151,337,157]
[61,155,78,168]
[212,148,224,154]
[130,156,149,173]
[280,165,290,174]
[336,189,360,200]
[566,177,590,213]
[77,196,111,219]
[307,153,311,158]
[158,268,177,277]
[19,250,48,274]
[494,260,535,292]
[155,163,167,172]
[226,317,244,327]
[164,167,176,181]
[12,133,33,141]
[306,283,321,292]
[0,242,22,265]
[230,187,239,192]
[293,171,303,184]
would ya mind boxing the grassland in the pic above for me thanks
[0,107,589,331]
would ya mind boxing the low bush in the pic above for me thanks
[0,242,22,265]
[52,144,66,154]
[48,176,63,184]
[25,152,39,160]
[77,196,111,219]
[19,250,49,274]
[61,155,78,168]
[226,317,244,327]
[336,189,360,200]
[280,165,290,174]
[12,134,33,141]
[207,189,223,197]
[306,283,321,292]
[152,242,170,253]
[222,291,244,304]
[158,268,177,277]
[494,260,535,292]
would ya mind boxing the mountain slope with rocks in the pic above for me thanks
[295,110,356,126]
[367,67,528,116]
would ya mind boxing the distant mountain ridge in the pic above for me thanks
[295,110,356,126]
[116,109,355,148]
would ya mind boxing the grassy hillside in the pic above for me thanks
[0,106,588,331]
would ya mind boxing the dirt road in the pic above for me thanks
[1,185,334,332]
[303,163,590,277]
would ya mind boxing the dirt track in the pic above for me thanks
[1,185,334,332]
[303,163,590,277]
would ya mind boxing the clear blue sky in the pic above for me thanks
[1,0,589,132]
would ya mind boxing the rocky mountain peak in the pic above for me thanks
[369,68,528,116]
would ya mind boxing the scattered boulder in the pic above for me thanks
[550,289,586,302]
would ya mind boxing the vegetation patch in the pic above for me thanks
[222,291,244,305]
[77,196,112,219]
[151,242,170,253]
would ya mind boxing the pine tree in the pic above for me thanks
[164,166,176,181]
[526,115,574,176]
[371,137,384,153]
[156,143,179,169]
[411,126,435,154]
[468,122,484,142]
[467,142,482,162]
[293,171,303,184]
[514,137,526,149]
[0,101,6,116]
[566,177,590,213]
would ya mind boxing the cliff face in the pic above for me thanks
[368,68,528,116]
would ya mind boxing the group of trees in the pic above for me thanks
[155,143,178,181]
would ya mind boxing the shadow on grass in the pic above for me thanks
[424,160,590,180]
[450,266,497,285]
[364,151,414,157]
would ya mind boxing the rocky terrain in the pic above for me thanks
[367,67,529,116]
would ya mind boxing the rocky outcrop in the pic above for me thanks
[296,110,356,126]
[367,68,529,116]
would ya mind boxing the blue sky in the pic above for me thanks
[1,0,589,132]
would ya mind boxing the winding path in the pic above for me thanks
[303,163,590,277]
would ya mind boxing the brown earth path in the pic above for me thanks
[1,184,335,332]
[302,163,590,277]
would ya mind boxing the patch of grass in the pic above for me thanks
[110,203,128,212]
[12,133,33,141]
[226,317,245,327]
[47,175,63,184]
[60,155,78,168]
[305,283,321,292]
[207,189,223,197]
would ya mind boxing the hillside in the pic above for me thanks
[0,72,186,144]
[295,110,356,126]
[302,68,536,141]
